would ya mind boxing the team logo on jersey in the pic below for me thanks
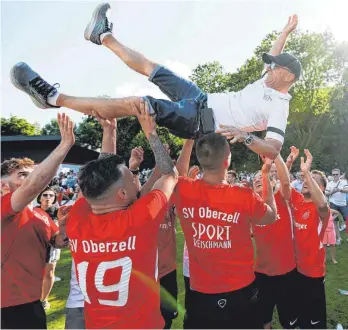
[302,210,310,220]
[263,94,272,102]
[217,299,227,308]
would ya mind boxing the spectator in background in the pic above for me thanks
[226,170,238,185]
[36,187,61,310]
[325,168,348,241]
[323,209,338,264]
[61,175,68,189]
[291,171,304,192]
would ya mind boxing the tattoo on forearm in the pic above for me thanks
[149,133,175,175]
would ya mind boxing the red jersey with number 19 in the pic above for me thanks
[66,190,168,329]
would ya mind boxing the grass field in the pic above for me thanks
[47,227,348,329]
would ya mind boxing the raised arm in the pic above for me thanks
[269,15,298,56]
[176,139,195,176]
[10,114,75,212]
[286,146,300,171]
[132,100,178,200]
[128,146,144,192]
[259,157,277,224]
[93,110,117,154]
[274,154,291,200]
[301,149,329,220]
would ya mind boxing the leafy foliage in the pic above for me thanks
[1,116,41,136]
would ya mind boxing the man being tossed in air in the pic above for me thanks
[11,4,301,159]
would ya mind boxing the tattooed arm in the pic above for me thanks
[131,100,178,200]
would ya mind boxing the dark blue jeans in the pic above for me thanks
[144,66,208,139]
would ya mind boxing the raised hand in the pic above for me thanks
[300,149,313,174]
[283,14,298,35]
[92,110,117,130]
[286,145,300,164]
[188,166,200,179]
[57,113,75,147]
[216,124,248,144]
[129,147,144,171]
[131,99,156,139]
[260,155,273,173]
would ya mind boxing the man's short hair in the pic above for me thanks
[78,154,125,200]
[1,157,35,177]
[332,168,340,173]
[228,170,237,179]
[196,133,229,171]
[311,170,328,190]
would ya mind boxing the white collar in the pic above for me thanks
[261,79,292,101]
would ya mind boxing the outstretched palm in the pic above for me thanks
[283,14,298,35]
[300,149,313,173]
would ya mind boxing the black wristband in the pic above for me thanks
[130,169,139,175]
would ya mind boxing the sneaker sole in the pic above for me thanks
[10,65,48,109]
[84,3,110,41]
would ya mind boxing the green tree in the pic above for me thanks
[1,116,41,136]
[41,119,60,135]
[190,30,348,172]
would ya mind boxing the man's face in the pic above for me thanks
[301,173,324,196]
[252,171,263,195]
[40,190,56,209]
[332,170,340,182]
[298,172,304,182]
[2,167,34,192]
[227,173,236,185]
[270,164,278,180]
[264,64,294,89]
[120,166,140,205]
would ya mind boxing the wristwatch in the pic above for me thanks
[244,133,254,146]
[130,169,139,175]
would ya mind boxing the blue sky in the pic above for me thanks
[1,0,348,127]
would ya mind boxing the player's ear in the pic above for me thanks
[285,72,295,82]
[117,188,127,200]
[1,180,11,195]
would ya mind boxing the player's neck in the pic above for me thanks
[90,202,127,215]
[265,81,289,94]
[202,170,227,185]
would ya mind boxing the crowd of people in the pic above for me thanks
[2,4,348,330]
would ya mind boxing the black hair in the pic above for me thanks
[78,154,125,199]
[37,186,57,204]
[196,133,229,171]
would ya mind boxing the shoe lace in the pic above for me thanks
[29,77,60,99]
[104,17,112,32]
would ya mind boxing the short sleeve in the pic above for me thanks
[1,193,18,221]
[290,188,304,207]
[247,190,267,224]
[265,102,289,143]
[128,190,168,227]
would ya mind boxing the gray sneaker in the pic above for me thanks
[84,3,113,45]
[10,62,60,109]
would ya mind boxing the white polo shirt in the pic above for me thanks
[66,260,85,308]
[207,78,291,143]
[326,180,348,207]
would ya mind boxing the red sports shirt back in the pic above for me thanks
[66,190,167,329]
[290,189,329,278]
[175,177,267,294]
[253,191,296,275]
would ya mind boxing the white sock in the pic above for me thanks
[100,32,112,43]
[47,91,60,106]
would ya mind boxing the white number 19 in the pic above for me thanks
[77,256,132,307]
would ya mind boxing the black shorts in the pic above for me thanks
[160,269,178,329]
[183,276,193,329]
[1,300,47,329]
[295,271,327,329]
[184,280,261,329]
[255,269,298,328]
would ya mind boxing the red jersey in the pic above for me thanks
[1,193,58,307]
[66,190,168,329]
[175,177,267,294]
[253,191,296,276]
[290,189,329,278]
[158,203,176,279]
